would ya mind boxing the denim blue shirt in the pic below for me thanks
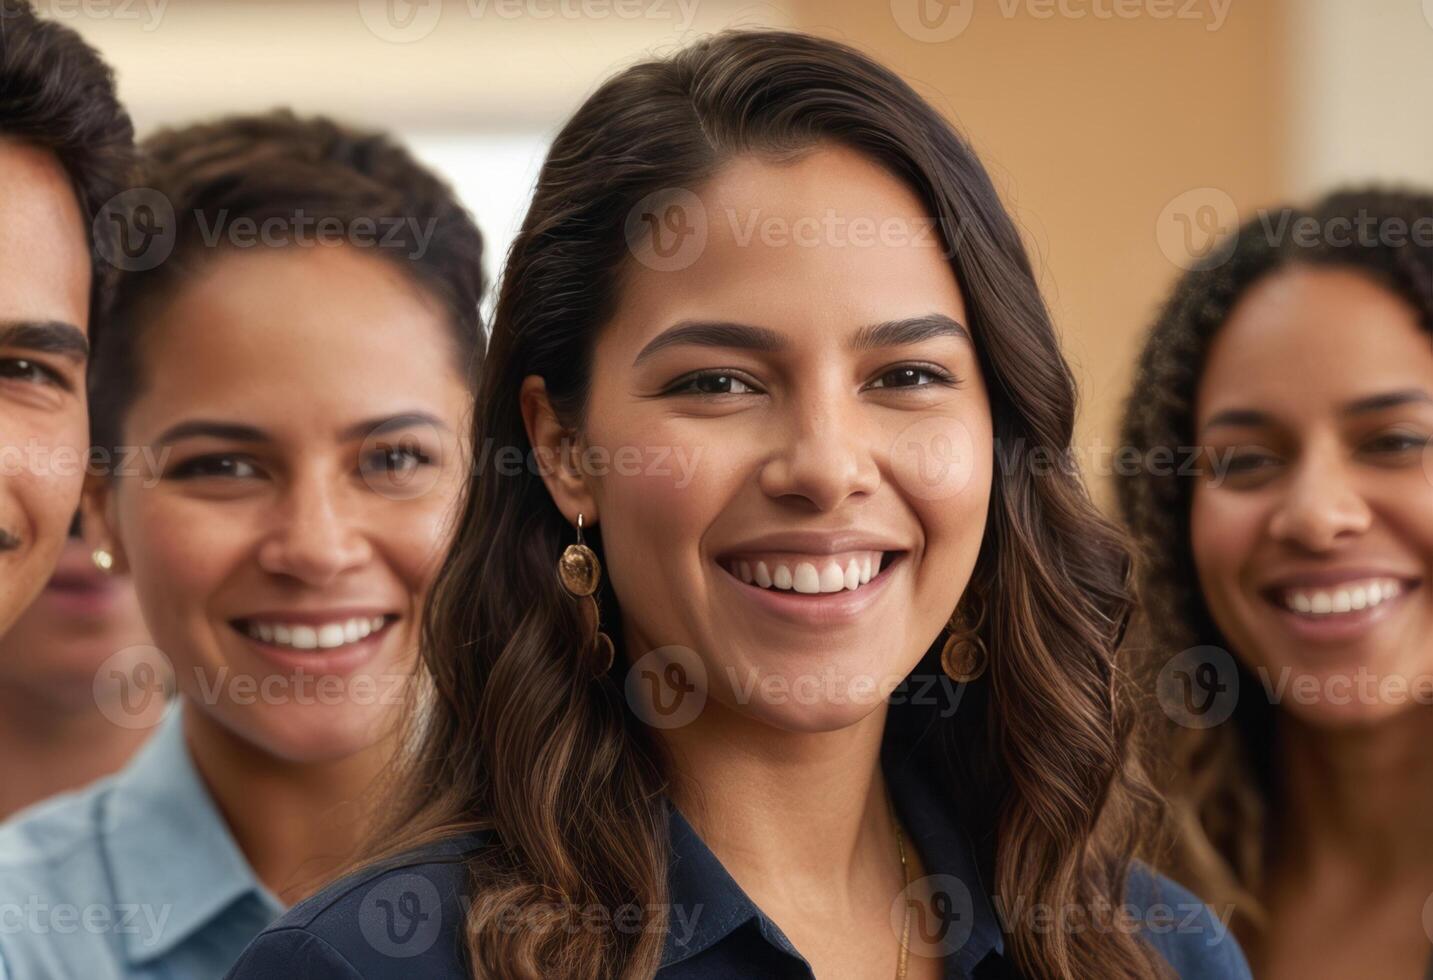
[0,708,284,979]
[224,745,1251,979]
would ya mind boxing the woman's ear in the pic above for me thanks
[80,473,130,576]
[519,375,599,526]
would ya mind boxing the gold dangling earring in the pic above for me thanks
[557,514,614,675]
[940,593,988,683]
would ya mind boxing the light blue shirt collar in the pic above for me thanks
[102,706,284,965]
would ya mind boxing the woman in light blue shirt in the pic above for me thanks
[0,109,482,979]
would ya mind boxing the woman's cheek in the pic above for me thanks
[888,413,981,504]
[1189,487,1265,655]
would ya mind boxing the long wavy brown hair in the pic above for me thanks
[371,28,1165,979]
[1117,187,1433,939]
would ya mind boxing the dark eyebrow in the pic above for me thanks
[340,412,450,442]
[1201,389,1433,435]
[1342,389,1433,415]
[849,314,970,352]
[155,420,268,447]
[1200,409,1272,435]
[156,413,450,448]
[0,320,89,364]
[632,313,970,367]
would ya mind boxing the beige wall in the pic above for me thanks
[69,0,1430,509]
[1288,0,1433,196]
[788,0,1290,504]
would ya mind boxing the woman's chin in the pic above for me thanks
[211,702,397,764]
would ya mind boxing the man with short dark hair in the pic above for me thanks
[0,0,134,635]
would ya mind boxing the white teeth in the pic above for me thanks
[244,616,387,650]
[729,551,888,594]
[793,562,822,594]
[1282,578,1406,618]
[818,562,846,593]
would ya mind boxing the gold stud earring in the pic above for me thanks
[940,594,988,683]
[92,548,115,573]
[557,514,614,675]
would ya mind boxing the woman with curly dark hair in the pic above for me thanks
[1118,187,1433,978]
[228,29,1249,980]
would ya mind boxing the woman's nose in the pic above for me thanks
[1267,447,1373,552]
[255,478,374,584]
[757,388,881,511]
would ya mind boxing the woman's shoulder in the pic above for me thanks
[223,830,493,980]
[1124,863,1252,980]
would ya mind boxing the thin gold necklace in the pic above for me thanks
[889,792,911,980]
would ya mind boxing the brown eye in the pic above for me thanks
[668,371,759,396]
[362,444,432,476]
[168,454,260,480]
[867,363,957,390]
[1363,431,1428,456]
[0,357,64,387]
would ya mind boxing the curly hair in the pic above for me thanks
[1116,186,1433,935]
[365,28,1169,979]
[0,0,136,320]
[88,108,486,458]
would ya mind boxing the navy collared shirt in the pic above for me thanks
[223,745,1250,980]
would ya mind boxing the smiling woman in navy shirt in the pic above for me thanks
[228,29,1250,980]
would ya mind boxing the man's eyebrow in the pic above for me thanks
[632,313,970,367]
[0,320,89,364]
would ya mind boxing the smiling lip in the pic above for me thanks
[229,607,399,674]
[719,551,906,627]
[717,530,908,557]
[1258,569,1421,645]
